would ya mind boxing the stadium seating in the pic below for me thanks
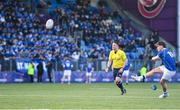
[0,0,145,63]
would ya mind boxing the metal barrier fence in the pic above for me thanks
[1,58,177,73]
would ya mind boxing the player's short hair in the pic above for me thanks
[155,41,166,48]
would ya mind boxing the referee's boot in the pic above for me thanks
[121,88,126,95]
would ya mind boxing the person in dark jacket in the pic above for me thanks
[37,61,44,82]
[46,61,53,82]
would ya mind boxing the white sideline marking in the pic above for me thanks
[0,108,179,110]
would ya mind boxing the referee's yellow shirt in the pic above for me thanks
[109,49,126,69]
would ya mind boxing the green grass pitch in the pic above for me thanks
[0,83,180,109]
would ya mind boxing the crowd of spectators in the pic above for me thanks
[0,0,146,64]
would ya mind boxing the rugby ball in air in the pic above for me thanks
[45,19,54,29]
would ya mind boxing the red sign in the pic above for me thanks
[138,0,166,19]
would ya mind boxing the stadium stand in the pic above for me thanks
[0,0,146,63]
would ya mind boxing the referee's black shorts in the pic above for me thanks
[113,68,123,80]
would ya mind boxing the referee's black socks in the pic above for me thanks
[116,81,124,92]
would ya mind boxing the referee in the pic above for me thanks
[105,41,127,95]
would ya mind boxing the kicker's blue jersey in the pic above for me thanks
[158,48,176,71]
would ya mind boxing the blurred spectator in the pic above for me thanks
[46,60,53,82]
[148,30,159,49]
[139,64,147,82]
[27,62,34,82]
[37,61,44,82]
